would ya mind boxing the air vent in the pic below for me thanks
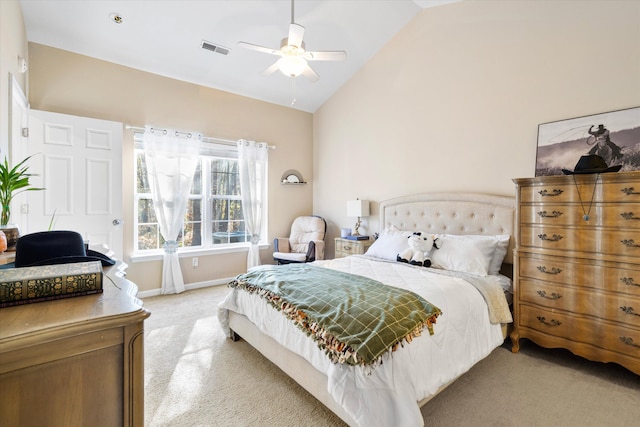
[201,40,230,56]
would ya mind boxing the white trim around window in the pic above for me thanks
[129,241,271,263]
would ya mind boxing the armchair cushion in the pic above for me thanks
[288,216,325,252]
[272,251,309,263]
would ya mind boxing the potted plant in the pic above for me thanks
[0,155,44,249]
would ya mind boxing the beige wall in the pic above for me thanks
[27,43,313,292]
[0,0,29,158]
[313,0,640,256]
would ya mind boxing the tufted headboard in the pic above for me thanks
[379,193,516,265]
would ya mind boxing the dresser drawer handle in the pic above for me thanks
[537,290,562,300]
[343,246,352,251]
[621,212,640,221]
[621,277,640,288]
[620,306,640,317]
[619,337,640,348]
[536,316,562,327]
[538,233,563,242]
[537,210,563,218]
[621,187,640,196]
[537,266,562,275]
[538,189,563,197]
[621,239,640,248]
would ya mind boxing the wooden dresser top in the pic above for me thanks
[0,261,150,350]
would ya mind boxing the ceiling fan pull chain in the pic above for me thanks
[291,77,297,106]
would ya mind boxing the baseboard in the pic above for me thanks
[137,277,233,299]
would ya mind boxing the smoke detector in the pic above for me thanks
[109,13,124,24]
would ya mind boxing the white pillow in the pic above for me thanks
[364,229,411,261]
[436,234,510,275]
[431,235,499,276]
[383,226,412,236]
[488,235,510,274]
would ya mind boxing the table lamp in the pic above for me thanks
[347,199,369,237]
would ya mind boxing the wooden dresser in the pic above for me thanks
[0,262,150,426]
[511,171,640,375]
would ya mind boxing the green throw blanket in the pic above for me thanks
[228,264,442,366]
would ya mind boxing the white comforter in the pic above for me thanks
[218,256,507,427]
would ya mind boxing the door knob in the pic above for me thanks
[112,219,124,226]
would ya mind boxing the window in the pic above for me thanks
[134,141,257,253]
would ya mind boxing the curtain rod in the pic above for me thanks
[125,125,275,150]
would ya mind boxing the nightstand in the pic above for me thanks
[334,237,373,258]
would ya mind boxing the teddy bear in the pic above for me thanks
[396,232,439,267]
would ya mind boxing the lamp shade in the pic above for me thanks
[347,199,369,217]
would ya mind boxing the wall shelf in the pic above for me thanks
[281,169,307,184]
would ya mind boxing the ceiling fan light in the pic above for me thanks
[277,56,307,77]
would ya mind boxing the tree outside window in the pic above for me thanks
[135,150,246,251]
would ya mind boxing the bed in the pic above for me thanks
[218,192,515,426]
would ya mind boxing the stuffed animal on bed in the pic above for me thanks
[396,232,439,267]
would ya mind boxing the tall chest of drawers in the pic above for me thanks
[511,171,640,375]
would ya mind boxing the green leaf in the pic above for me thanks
[0,155,45,226]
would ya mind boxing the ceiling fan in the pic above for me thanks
[237,0,347,82]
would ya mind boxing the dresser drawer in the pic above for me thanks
[519,279,640,328]
[520,225,640,257]
[519,304,640,359]
[518,254,640,297]
[520,203,640,229]
[520,184,575,203]
[334,238,372,258]
[520,178,640,204]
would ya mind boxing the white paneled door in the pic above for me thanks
[25,110,123,259]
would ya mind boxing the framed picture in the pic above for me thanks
[535,106,640,176]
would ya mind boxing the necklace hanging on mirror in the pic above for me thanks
[573,173,599,221]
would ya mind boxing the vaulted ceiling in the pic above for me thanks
[20,0,461,113]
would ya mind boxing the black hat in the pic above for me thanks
[12,230,116,268]
[562,155,622,175]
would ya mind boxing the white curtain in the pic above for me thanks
[238,139,269,269]
[143,127,201,294]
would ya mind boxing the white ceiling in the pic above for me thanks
[20,0,460,113]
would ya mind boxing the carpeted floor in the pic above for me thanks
[143,285,640,427]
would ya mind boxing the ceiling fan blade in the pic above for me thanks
[261,61,281,76]
[237,41,280,56]
[301,64,319,82]
[305,50,347,61]
[288,23,305,48]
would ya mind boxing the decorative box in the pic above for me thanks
[0,261,103,308]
